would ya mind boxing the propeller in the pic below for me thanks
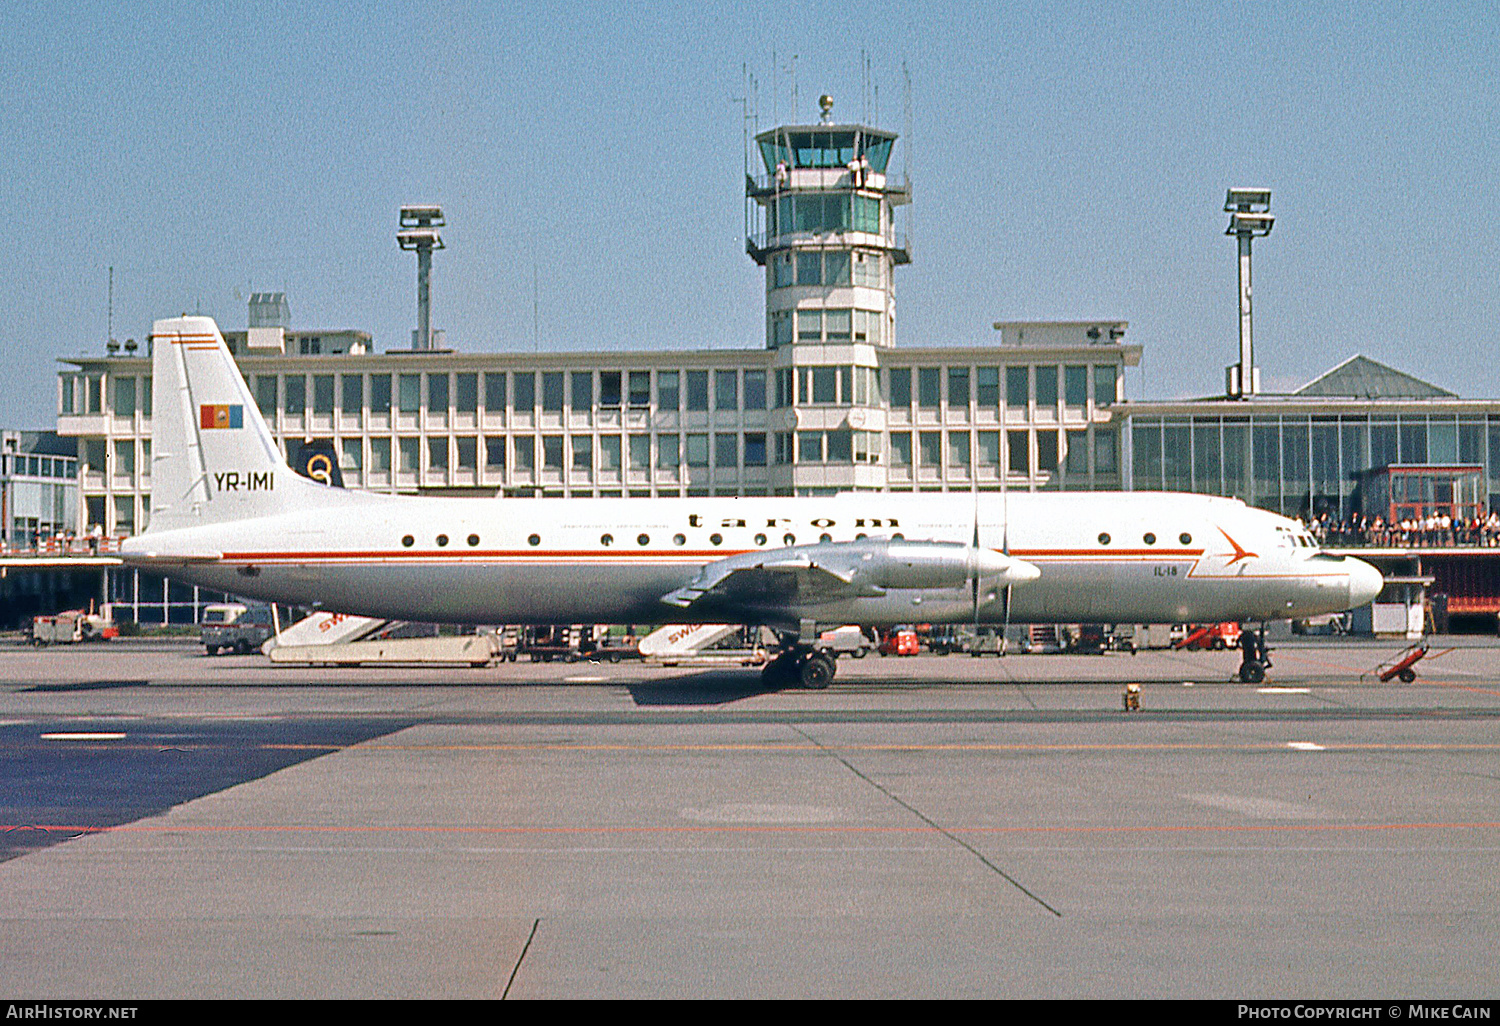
[1000,464,1013,655]
[970,487,981,631]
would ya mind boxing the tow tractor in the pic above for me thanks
[1175,622,1242,651]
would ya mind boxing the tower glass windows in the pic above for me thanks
[825,251,851,285]
[797,252,822,285]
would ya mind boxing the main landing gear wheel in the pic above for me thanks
[798,652,836,690]
[761,648,837,689]
[1238,661,1266,684]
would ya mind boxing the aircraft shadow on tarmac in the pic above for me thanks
[627,669,792,706]
[0,717,412,862]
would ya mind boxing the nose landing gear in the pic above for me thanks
[1238,623,1272,683]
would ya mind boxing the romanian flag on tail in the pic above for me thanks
[199,404,244,430]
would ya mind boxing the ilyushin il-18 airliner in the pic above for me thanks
[120,316,1383,688]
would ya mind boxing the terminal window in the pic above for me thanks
[686,372,709,412]
[455,374,478,414]
[600,371,622,408]
[1035,367,1059,409]
[484,373,507,412]
[715,371,737,411]
[918,368,940,410]
[571,372,593,411]
[542,373,564,413]
[889,368,912,408]
[512,373,535,414]
[455,437,476,471]
[744,371,766,411]
[629,372,650,407]
[284,376,306,416]
[1007,367,1029,410]
[369,375,391,414]
[314,375,335,415]
[890,432,912,466]
[948,367,970,408]
[513,436,534,471]
[658,371,679,411]
[599,435,620,472]
[369,437,390,473]
[113,377,136,418]
[398,374,420,414]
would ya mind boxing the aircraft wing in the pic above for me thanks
[661,538,1039,623]
[663,549,884,611]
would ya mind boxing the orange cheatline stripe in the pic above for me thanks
[8,821,1499,838]
[1015,549,1203,557]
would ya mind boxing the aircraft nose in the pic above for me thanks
[1347,558,1384,608]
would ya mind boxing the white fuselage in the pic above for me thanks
[122,490,1383,627]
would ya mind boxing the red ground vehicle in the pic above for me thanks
[878,628,920,656]
[1174,622,1242,651]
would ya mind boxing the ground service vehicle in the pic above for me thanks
[31,610,117,646]
[879,628,920,656]
[818,625,871,658]
[201,603,274,655]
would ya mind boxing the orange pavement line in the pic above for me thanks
[9,821,1498,838]
[281,742,1500,753]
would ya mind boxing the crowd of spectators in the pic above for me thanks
[1305,509,1500,548]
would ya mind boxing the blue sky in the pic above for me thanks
[2,1,1496,425]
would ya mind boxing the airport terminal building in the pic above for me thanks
[43,105,1500,626]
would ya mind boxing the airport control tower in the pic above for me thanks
[746,95,910,491]
[746,95,909,351]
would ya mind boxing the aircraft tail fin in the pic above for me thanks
[146,316,360,531]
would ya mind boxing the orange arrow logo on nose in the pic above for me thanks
[1218,526,1259,565]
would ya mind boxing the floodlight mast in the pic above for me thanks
[1224,189,1273,397]
[398,204,445,350]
